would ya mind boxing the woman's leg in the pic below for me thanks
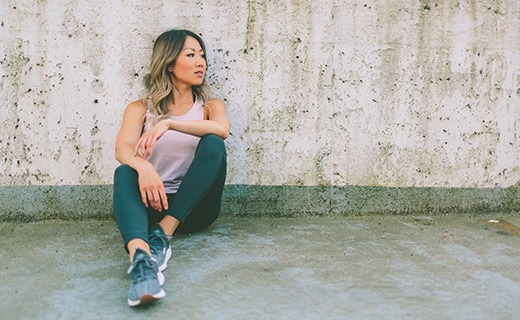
[113,166,166,307]
[158,134,227,235]
[177,158,226,233]
[113,164,152,260]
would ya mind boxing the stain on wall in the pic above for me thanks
[1,0,519,191]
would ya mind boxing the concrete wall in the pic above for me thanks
[1,0,519,220]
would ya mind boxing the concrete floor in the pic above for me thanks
[1,214,520,319]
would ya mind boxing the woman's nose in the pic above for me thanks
[196,56,205,67]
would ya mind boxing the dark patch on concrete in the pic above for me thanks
[484,219,520,238]
[0,185,113,222]
[0,185,519,222]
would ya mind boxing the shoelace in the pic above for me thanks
[149,233,171,254]
[132,257,157,282]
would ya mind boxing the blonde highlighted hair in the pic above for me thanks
[142,29,210,120]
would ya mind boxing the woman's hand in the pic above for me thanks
[133,119,171,158]
[114,100,168,211]
[137,162,169,211]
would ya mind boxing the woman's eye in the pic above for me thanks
[187,53,195,57]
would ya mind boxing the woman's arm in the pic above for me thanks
[115,101,148,167]
[173,98,230,139]
[115,101,168,211]
[134,98,230,158]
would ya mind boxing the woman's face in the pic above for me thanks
[168,36,206,87]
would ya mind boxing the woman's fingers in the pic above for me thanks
[137,167,167,210]
[159,189,169,211]
[141,185,165,211]
[147,132,162,158]
[133,136,144,156]
[140,136,148,158]
[147,189,155,208]
[137,133,156,159]
[139,188,149,208]
[134,122,168,158]
[133,142,138,156]
[149,135,157,155]
[146,136,155,158]
[147,189,160,211]
[151,189,162,211]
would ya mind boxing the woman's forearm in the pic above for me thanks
[167,119,230,139]
[115,142,153,173]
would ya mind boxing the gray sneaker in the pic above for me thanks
[127,248,166,307]
[149,223,172,272]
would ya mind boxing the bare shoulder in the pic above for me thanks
[206,98,226,110]
[204,98,227,120]
[125,99,148,115]
[120,99,148,128]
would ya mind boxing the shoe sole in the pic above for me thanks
[127,289,166,307]
[158,246,172,272]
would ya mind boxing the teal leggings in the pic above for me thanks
[113,134,226,249]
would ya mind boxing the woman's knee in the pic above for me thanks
[200,134,225,149]
[198,135,226,160]
[115,164,133,174]
[114,164,137,184]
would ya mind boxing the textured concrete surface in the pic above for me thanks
[1,0,520,189]
[2,215,520,319]
[1,184,519,221]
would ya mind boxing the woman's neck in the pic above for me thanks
[171,80,194,106]
[173,86,194,105]
[168,83,195,116]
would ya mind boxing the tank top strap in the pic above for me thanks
[145,97,153,112]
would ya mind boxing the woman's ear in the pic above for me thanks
[167,65,175,73]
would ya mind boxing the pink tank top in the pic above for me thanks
[143,98,204,193]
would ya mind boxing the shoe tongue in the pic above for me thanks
[133,248,149,261]
[128,248,150,274]
[151,224,165,236]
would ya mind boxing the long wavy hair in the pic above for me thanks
[142,29,210,121]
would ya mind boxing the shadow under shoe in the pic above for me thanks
[127,248,166,307]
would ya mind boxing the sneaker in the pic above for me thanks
[149,223,172,272]
[127,248,166,307]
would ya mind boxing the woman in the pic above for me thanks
[113,29,229,307]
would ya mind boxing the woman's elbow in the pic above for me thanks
[220,126,230,140]
[213,131,229,140]
[115,146,123,163]
[114,142,128,163]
